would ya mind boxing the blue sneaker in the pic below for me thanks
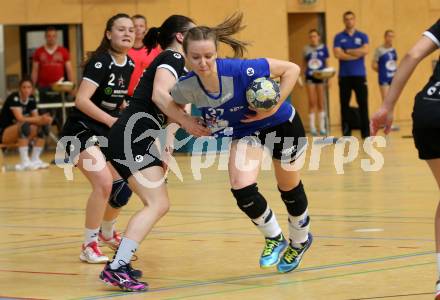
[277,233,313,273]
[259,234,288,268]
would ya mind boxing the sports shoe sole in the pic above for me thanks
[79,253,109,264]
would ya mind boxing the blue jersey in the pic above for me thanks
[374,46,397,84]
[333,30,369,77]
[171,58,295,139]
[303,44,329,77]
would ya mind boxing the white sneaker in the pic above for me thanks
[80,241,109,264]
[31,159,49,169]
[15,161,32,171]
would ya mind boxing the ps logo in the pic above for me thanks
[135,155,144,162]
[174,53,182,59]
[95,62,102,69]
[246,67,255,76]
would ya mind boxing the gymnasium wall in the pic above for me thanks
[0,0,438,125]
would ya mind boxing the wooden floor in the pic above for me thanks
[0,123,438,300]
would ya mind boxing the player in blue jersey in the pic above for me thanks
[303,29,330,136]
[171,12,312,273]
[371,19,440,299]
[372,30,399,131]
[372,30,398,101]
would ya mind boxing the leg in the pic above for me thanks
[273,159,312,273]
[77,146,113,263]
[353,77,370,138]
[100,163,133,249]
[316,83,327,134]
[2,123,32,170]
[306,83,318,135]
[100,166,166,292]
[229,139,287,268]
[30,125,49,169]
[339,77,353,136]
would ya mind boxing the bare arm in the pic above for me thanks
[75,80,116,127]
[11,108,51,125]
[65,61,74,82]
[333,47,358,61]
[346,44,369,58]
[31,61,39,85]
[372,60,378,72]
[370,36,438,134]
[152,69,210,137]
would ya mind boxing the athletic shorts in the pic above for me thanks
[106,113,163,181]
[305,75,324,85]
[237,112,307,163]
[413,127,440,160]
[59,117,110,160]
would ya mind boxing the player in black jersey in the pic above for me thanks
[59,14,140,270]
[370,19,440,298]
[0,77,52,170]
[99,15,209,292]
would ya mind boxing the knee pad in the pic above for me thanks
[37,125,50,138]
[109,179,133,208]
[231,183,267,219]
[279,181,308,216]
[19,122,31,138]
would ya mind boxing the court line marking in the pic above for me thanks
[347,292,433,299]
[69,253,434,300]
[71,261,434,300]
[0,269,79,276]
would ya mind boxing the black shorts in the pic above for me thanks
[59,117,110,160]
[305,75,324,85]
[106,112,163,181]
[413,126,440,160]
[238,112,307,162]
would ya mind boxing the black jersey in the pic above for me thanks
[0,92,37,129]
[130,49,185,125]
[413,19,440,127]
[70,52,135,122]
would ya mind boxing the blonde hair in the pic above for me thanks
[183,12,249,58]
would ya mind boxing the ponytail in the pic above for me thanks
[143,27,161,53]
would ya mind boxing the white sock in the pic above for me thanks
[31,146,43,162]
[309,113,316,131]
[84,228,100,246]
[319,111,326,132]
[252,206,282,238]
[18,146,30,164]
[110,237,139,269]
[436,253,440,278]
[101,219,116,240]
[288,209,310,247]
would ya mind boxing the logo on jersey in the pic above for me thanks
[135,155,144,162]
[246,67,255,76]
[355,37,362,45]
[95,62,102,69]
[174,53,182,59]
[118,75,125,88]
[13,96,19,102]
[104,87,113,95]
[229,106,244,112]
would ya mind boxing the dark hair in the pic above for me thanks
[183,12,249,58]
[83,13,132,67]
[132,14,146,23]
[143,15,194,53]
[45,26,57,34]
[19,76,33,87]
[384,29,394,37]
[309,29,320,35]
[343,11,355,18]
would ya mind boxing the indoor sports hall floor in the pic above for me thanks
[0,123,437,300]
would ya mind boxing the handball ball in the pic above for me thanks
[245,77,280,111]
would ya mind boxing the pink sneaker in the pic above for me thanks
[100,262,148,292]
[80,241,109,264]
